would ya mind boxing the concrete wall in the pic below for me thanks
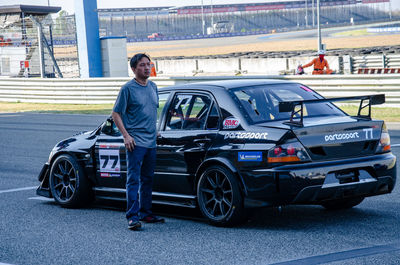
[154,56,341,76]
[241,58,287,75]
[157,59,197,75]
[197,58,240,75]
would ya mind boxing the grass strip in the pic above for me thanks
[0,102,114,115]
[0,102,399,122]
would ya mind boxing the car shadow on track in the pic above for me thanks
[40,197,394,230]
[243,203,391,230]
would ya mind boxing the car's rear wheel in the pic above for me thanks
[49,154,91,208]
[197,165,246,226]
[321,197,364,210]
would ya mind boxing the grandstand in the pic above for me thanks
[96,0,395,41]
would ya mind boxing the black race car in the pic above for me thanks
[37,79,397,226]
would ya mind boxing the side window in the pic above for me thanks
[166,94,213,130]
[206,103,220,130]
[166,94,191,130]
[157,92,170,126]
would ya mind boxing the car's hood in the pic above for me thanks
[53,130,97,153]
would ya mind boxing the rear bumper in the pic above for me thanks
[243,153,396,207]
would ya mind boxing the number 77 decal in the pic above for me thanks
[99,149,120,173]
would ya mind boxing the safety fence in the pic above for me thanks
[0,75,399,106]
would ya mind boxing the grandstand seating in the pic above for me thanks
[97,3,394,40]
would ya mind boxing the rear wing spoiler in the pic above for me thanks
[278,94,385,127]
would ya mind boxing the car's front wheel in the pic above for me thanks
[197,165,246,226]
[49,154,92,208]
[321,197,364,210]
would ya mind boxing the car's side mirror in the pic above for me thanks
[101,117,115,135]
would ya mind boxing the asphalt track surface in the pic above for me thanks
[0,113,400,265]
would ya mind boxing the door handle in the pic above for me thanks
[193,138,211,147]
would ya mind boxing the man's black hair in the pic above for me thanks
[130,53,151,69]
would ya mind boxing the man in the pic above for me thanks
[302,50,333,75]
[112,53,164,230]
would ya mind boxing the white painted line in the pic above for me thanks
[391,144,400,147]
[0,113,22,116]
[0,186,36,194]
[28,197,54,202]
[0,262,14,265]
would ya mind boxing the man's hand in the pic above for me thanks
[124,134,136,152]
[112,111,136,152]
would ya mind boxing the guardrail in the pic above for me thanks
[0,75,399,106]
[352,54,400,74]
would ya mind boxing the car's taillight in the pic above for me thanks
[376,123,391,153]
[268,141,311,164]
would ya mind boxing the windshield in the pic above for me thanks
[230,83,345,125]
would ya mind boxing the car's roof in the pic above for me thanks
[158,79,298,92]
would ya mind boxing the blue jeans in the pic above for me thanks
[126,146,156,222]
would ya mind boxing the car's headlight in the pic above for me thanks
[268,141,311,164]
[376,122,391,154]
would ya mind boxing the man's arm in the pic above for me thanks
[302,58,315,69]
[111,111,136,152]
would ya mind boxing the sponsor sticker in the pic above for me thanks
[324,132,360,142]
[99,144,120,149]
[324,128,376,142]
[224,132,268,140]
[300,85,313,92]
[100,172,121,178]
[223,117,240,129]
[238,152,262,162]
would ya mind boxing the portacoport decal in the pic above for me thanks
[224,132,268,140]
[223,117,240,129]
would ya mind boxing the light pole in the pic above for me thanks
[201,0,205,35]
[305,0,308,28]
[211,0,214,26]
[317,0,322,50]
[312,0,315,27]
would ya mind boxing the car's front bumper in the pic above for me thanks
[242,153,396,207]
[36,163,52,198]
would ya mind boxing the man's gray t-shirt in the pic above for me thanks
[113,79,159,148]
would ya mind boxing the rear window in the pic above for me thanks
[230,83,345,125]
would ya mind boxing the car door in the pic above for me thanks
[94,119,126,189]
[154,92,220,195]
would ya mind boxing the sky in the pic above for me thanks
[0,0,399,14]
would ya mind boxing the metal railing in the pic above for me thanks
[0,75,399,106]
[352,54,400,73]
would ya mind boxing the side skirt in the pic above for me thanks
[93,187,197,208]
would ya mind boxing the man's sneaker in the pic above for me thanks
[140,215,165,223]
[128,220,142,230]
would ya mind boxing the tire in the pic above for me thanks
[197,165,246,226]
[321,197,364,210]
[49,154,92,208]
